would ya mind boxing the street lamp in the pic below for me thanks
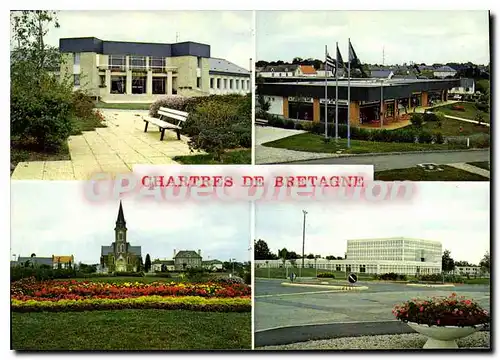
[380,79,384,128]
[300,210,308,278]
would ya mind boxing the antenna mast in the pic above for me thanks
[382,46,385,66]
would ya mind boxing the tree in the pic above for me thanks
[479,252,490,273]
[288,251,299,259]
[30,253,36,258]
[254,239,276,260]
[442,249,455,273]
[306,254,315,259]
[278,248,289,265]
[144,254,152,273]
[325,255,336,260]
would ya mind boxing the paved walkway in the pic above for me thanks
[448,162,490,178]
[255,127,335,164]
[11,109,193,180]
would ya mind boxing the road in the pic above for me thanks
[277,150,490,171]
[254,278,490,332]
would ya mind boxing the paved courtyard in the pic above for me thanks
[255,278,490,332]
[11,109,195,180]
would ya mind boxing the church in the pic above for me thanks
[100,201,142,272]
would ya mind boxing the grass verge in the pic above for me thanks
[375,165,489,181]
[254,268,373,280]
[262,133,465,154]
[430,102,490,123]
[415,117,489,136]
[467,161,490,171]
[95,102,152,110]
[70,115,107,135]
[11,137,70,168]
[173,149,251,164]
[11,309,251,350]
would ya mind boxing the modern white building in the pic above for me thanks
[255,237,443,276]
[433,65,457,79]
[448,78,476,96]
[208,58,250,95]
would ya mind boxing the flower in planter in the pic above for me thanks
[393,293,490,327]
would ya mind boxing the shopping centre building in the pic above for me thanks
[255,237,443,275]
[59,37,250,102]
[259,77,460,127]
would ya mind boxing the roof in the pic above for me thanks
[203,259,223,265]
[370,70,393,78]
[128,246,142,256]
[174,250,202,259]
[17,257,53,266]
[152,260,174,265]
[116,201,126,228]
[101,246,114,256]
[434,65,457,72]
[300,65,316,75]
[208,58,249,76]
[53,255,74,263]
[262,64,299,72]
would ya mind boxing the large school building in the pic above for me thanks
[59,37,250,102]
[255,237,443,276]
[259,77,461,127]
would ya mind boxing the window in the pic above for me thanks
[120,244,125,253]
[74,53,80,65]
[360,265,366,273]
[130,56,146,70]
[132,75,146,94]
[99,75,106,87]
[210,78,214,89]
[197,57,202,68]
[197,77,201,88]
[217,78,221,89]
[229,79,233,89]
[152,77,165,94]
[111,76,126,94]
[150,57,165,72]
[73,74,80,86]
[235,79,239,90]
[336,265,341,271]
[109,55,126,71]
[223,79,227,89]
[118,232,123,240]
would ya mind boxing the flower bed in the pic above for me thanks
[11,277,251,312]
[11,296,251,313]
[393,293,490,327]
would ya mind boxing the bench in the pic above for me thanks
[142,107,188,141]
[255,118,268,126]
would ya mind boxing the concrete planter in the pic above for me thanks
[407,322,483,349]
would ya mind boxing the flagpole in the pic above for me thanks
[347,39,351,149]
[335,41,339,141]
[324,45,328,139]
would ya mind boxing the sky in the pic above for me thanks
[256,182,490,265]
[36,10,253,70]
[11,182,251,264]
[256,10,490,65]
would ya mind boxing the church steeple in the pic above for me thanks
[115,201,127,231]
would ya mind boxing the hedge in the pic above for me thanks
[11,296,251,313]
[317,272,336,278]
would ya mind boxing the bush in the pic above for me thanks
[182,95,251,160]
[419,274,443,282]
[149,95,188,117]
[435,132,445,144]
[295,122,304,130]
[114,271,145,277]
[11,76,74,151]
[410,113,424,127]
[475,102,489,113]
[317,272,335,278]
[423,112,438,122]
[284,119,296,129]
[270,117,285,128]
[470,134,490,148]
[71,90,95,118]
[417,130,433,144]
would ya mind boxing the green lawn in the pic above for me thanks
[375,165,489,181]
[416,117,489,137]
[255,267,373,280]
[94,102,152,110]
[173,149,251,164]
[462,278,490,285]
[71,115,107,135]
[11,310,251,350]
[467,161,490,171]
[430,102,490,123]
[262,133,465,154]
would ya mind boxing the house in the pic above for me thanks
[202,259,224,271]
[433,65,457,78]
[151,259,175,272]
[299,65,317,77]
[449,78,475,96]
[208,57,250,95]
[455,265,481,276]
[16,256,53,268]
[52,255,75,269]
[370,70,394,79]
[173,249,203,270]
[258,64,300,78]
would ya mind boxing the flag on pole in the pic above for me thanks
[326,53,336,71]
[336,45,346,77]
[346,39,352,149]
[324,46,331,138]
[348,41,367,78]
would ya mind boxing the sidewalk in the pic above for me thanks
[11,109,194,180]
